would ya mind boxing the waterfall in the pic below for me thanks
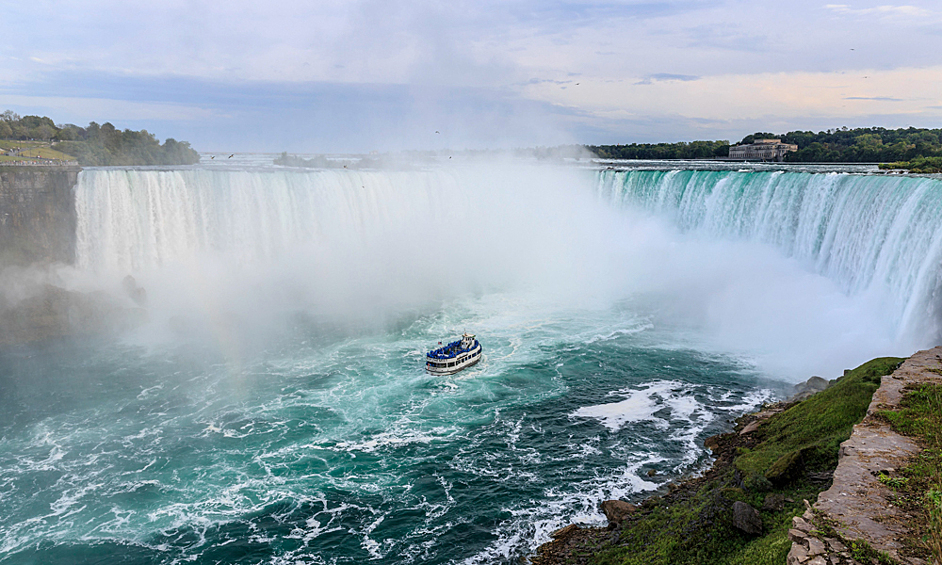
[72,166,942,346]
[597,169,942,342]
[74,168,467,273]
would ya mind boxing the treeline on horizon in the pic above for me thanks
[588,126,942,164]
[0,110,200,166]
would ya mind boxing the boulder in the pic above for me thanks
[731,501,763,535]
[704,434,721,452]
[788,376,830,402]
[765,449,803,485]
[122,274,148,306]
[600,500,636,525]
[550,524,579,539]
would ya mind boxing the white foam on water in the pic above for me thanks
[571,380,688,432]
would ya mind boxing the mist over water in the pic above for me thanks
[71,163,933,376]
[1,160,940,564]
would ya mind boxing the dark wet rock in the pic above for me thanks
[762,493,785,512]
[600,500,636,525]
[731,501,763,535]
[122,274,147,306]
[0,166,79,267]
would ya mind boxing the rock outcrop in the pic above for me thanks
[0,283,147,346]
[600,500,636,526]
[791,346,942,565]
[788,503,859,565]
[0,165,80,266]
[732,501,763,535]
[789,375,831,402]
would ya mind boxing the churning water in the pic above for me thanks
[1,161,939,564]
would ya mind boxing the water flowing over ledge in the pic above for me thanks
[596,169,942,344]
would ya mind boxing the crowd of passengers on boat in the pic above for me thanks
[426,333,483,374]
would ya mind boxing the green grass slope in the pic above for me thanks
[590,357,903,565]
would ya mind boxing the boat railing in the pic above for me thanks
[426,340,480,360]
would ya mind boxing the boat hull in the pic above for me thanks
[426,344,483,375]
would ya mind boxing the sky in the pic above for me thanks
[2,0,942,152]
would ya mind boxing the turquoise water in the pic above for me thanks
[3,162,940,564]
[0,295,779,564]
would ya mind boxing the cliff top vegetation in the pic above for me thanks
[0,110,200,166]
[588,126,942,167]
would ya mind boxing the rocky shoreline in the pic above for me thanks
[531,398,798,565]
[530,352,935,565]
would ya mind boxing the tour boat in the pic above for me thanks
[426,333,483,375]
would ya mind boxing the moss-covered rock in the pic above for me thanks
[765,450,803,485]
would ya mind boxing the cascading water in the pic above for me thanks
[1,162,939,565]
[597,169,942,345]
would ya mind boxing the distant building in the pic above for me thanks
[728,139,798,162]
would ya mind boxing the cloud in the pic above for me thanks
[843,96,904,101]
[635,73,701,85]
[3,0,942,150]
[825,4,934,18]
[0,71,578,152]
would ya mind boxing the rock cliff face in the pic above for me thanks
[0,166,147,345]
[790,347,942,565]
[0,165,80,266]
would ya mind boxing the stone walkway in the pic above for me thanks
[789,347,942,565]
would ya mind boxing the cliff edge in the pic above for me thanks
[0,165,80,266]
[789,346,942,565]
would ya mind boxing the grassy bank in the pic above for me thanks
[535,357,903,565]
[878,380,942,562]
[0,140,76,163]
[878,156,942,173]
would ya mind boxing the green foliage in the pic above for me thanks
[848,539,897,564]
[587,140,730,160]
[587,356,902,565]
[736,357,902,478]
[774,127,942,163]
[879,383,942,563]
[878,473,909,489]
[588,127,942,163]
[0,110,199,166]
[879,156,942,173]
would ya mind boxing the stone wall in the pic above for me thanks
[0,165,81,267]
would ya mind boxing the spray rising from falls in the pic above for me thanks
[71,165,942,374]
[597,169,942,346]
[73,165,618,333]
[11,163,942,564]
